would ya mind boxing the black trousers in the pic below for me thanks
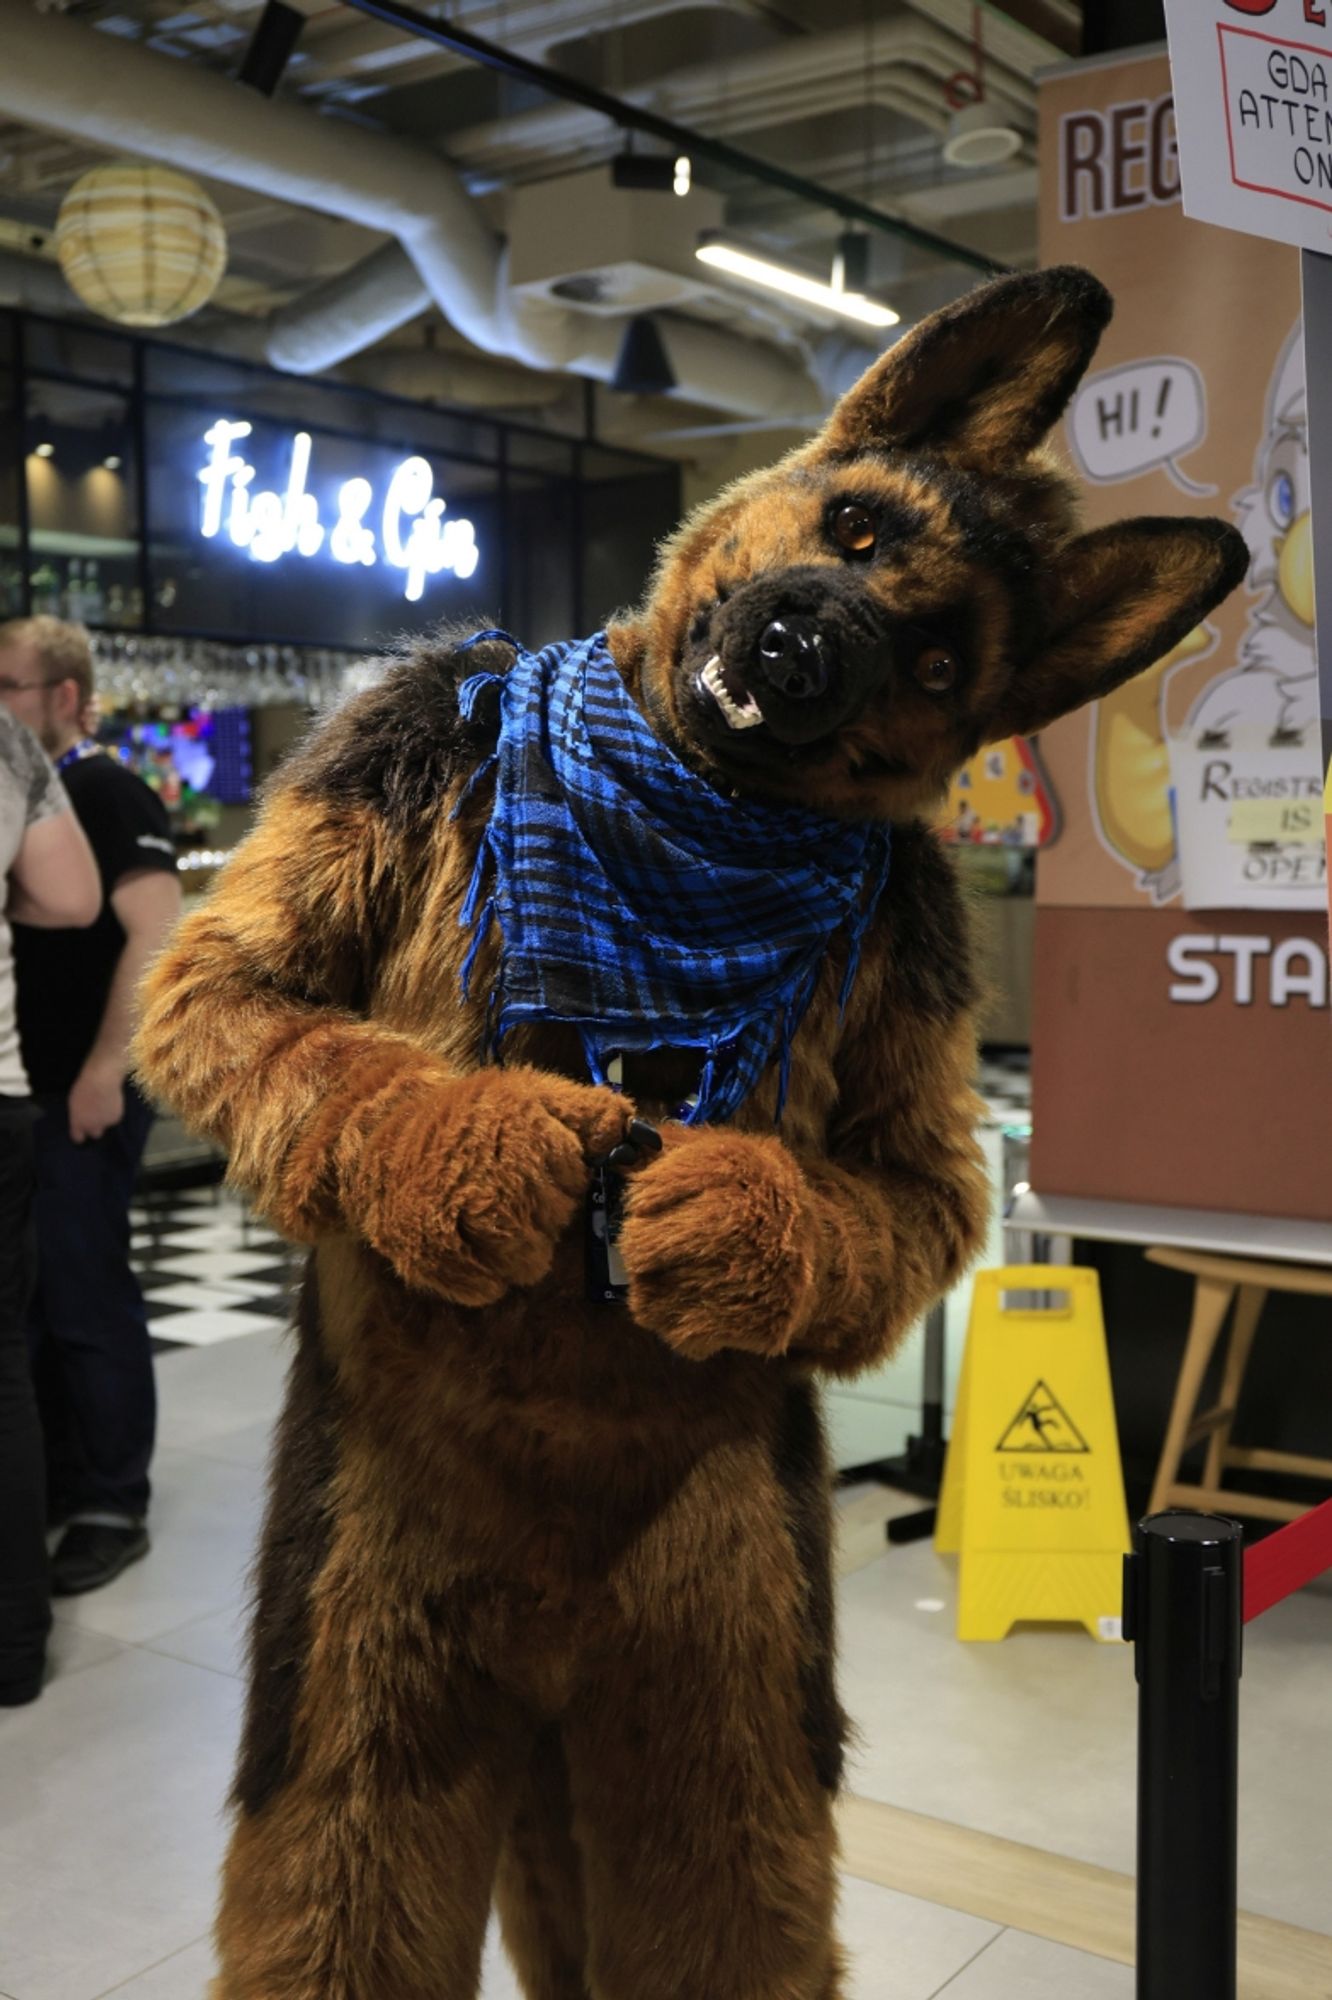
[27,1082,156,1523]
[0,1095,48,1692]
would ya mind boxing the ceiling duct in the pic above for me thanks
[448,18,1034,189]
[506,165,725,319]
[0,0,835,419]
[212,242,433,373]
[0,243,562,411]
[331,0,1006,272]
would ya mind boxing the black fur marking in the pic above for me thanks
[938,472,1035,580]
[893,267,1113,460]
[900,353,1007,453]
[880,823,977,1023]
[232,1265,342,1818]
[285,625,508,833]
[1000,517,1250,739]
[772,1381,847,1795]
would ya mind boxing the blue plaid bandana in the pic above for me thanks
[456,629,891,1125]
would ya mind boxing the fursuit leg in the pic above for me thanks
[561,1623,847,2000]
[210,1642,538,2000]
[494,1724,592,2000]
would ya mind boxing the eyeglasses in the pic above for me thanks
[0,678,65,694]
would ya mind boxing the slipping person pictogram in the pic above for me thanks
[997,1380,1092,1454]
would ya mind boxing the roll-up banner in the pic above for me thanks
[1032,46,1331,1220]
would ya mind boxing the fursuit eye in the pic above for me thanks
[914,646,959,694]
[832,504,877,554]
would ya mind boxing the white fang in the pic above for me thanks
[702,656,763,731]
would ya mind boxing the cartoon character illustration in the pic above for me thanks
[1188,323,1314,745]
[1090,320,1315,899]
[1091,621,1217,902]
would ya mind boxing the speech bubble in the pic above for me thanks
[1068,359,1216,496]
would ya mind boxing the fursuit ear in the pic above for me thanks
[819,266,1112,471]
[991,518,1251,741]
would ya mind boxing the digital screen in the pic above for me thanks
[100,706,252,836]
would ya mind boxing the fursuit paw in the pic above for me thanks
[618,1128,818,1360]
[344,1066,636,1306]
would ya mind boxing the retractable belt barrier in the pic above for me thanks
[1242,1495,1332,1624]
[1124,1500,1332,2000]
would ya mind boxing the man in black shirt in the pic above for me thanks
[0,619,181,1595]
[0,705,99,1702]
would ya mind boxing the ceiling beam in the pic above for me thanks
[334,0,1008,274]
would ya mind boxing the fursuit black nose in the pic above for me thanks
[753,617,833,700]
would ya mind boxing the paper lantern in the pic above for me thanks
[55,162,227,328]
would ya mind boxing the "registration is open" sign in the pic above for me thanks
[1165,0,1332,252]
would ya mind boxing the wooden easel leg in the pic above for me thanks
[1202,1285,1267,1500]
[1148,1278,1235,1517]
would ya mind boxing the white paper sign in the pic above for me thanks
[1163,0,1332,254]
[1168,723,1326,909]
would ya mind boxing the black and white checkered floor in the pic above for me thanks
[977,1050,1031,1122]
[131,1186,303,1352]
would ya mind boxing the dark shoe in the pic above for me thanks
[50,1522,150,1597]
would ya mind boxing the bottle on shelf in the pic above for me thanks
[65,558,83,621]
[29,561,61,615]
[83,560,105,624]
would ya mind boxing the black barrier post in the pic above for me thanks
[1122,1512,1243,2000]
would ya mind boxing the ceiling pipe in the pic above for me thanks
[301,0,773,90]
[450,19,1032,189]
[0,0,832,419]
[0,241,570,412]
[334,0,1009,274]
[335,342,568,408]
[0,236,432,378]
[0,225,433,382]
[211,242,432,372]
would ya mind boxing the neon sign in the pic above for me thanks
[197,420,480,601]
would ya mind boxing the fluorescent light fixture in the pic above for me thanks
[34,441,54,458]
[695,234,899,328]
[832,229,871,296]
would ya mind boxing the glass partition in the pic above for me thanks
[1,306,680,655]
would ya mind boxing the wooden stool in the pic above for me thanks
[1146,1247,1332,1522]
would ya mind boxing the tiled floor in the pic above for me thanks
[2,1178,1330,1999]
[132,1187,300,1352]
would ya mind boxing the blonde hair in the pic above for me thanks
[0,616,95,705]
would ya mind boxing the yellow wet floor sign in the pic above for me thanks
[936,1266,1130,1642]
